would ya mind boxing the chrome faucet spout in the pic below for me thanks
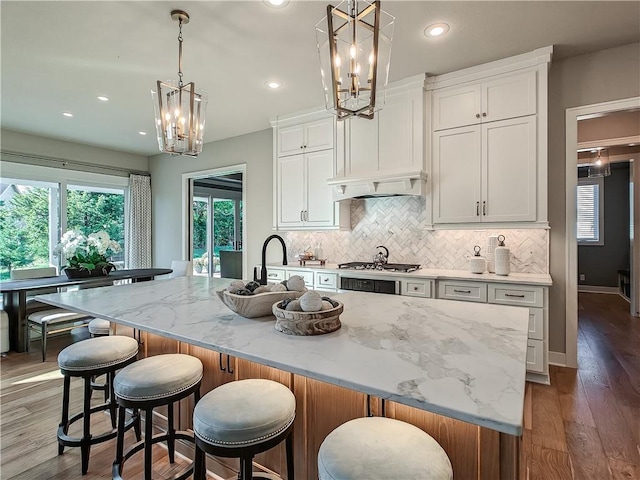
[257,235,288,285]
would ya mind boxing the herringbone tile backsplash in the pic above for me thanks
[284,197,549,274]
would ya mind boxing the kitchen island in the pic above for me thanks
[38,276,529,479]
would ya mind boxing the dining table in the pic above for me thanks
[0,267,172,352]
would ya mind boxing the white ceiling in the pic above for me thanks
[2,1,639,157]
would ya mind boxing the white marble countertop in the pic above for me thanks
[269,263,552,286]
[38,276,528,435]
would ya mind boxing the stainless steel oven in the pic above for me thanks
[339,276,400,295]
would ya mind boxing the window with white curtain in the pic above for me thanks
[577,177,604,245]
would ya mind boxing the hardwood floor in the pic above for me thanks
[523,293,640,480]
[1,292,638,479]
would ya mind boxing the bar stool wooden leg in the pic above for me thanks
[286,433,294,479]
[81,377,92,475]
[58,375,71,455]
[113,405,127,478]
[144,408,153,480]
[240,456,253,480]
[108,371,117,429]
[194,444,205,479]
[167,402,176,463]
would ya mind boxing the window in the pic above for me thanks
[0,162,129,279]
[577,177,604,245]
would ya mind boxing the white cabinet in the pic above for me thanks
[438,280,487,303]
[273,112,350,231]
[286,269,315,288]
[278,117,334,156]
[315,272,338,292]
[432,70,537,131]
[277,150,336,228]
[432,116,537,224]
[401,279,434,298]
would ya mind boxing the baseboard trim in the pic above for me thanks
[578,285,619,294]
[549,351,567,367]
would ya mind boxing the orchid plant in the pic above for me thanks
[54,230,121,272]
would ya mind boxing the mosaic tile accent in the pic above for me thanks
[284,196,549,274]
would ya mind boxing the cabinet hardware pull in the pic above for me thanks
[219,352,226,372]
[300,210,304,222]
[413,286,419,290]
[482,112,487,117]
[505,293,526,298]
[482,201,486,215]
[226,354,234,374]
[476,113,481,119]
[304,210,308,221]
[300,145,303,149]
[453,289,472,294]
[476,201,480,216]
[268,273,277,277]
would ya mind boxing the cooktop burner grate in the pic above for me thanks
[338,262,421,273]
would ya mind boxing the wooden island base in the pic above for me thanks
[123,327,520,480]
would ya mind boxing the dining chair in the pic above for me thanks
[12,267,91,362]
[169,260,192,279]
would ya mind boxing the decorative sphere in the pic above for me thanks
[286,275,306,292]
[299,291,323,312]
[228,280,245,293]
[244,281,260,292]
[271,283,287,292]
[285,300,302,311]
[321,300,334,311]
[253,286,271,294]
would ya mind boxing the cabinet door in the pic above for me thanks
[278,124,305,157]
[346,116,378,175]
[305,117,334,152]
[305,150,336,226]
[432,126,482,223]
[277,154,305,227]
[432,83,481,131]
[378,91,413,172]
[482,116,537,222]
[482,70,536,123]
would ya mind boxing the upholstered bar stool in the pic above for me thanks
[193,379,296,480]
[88,318,111,336]
[57,335,140,475]
[112,354,203,480]
[318,417,453,480]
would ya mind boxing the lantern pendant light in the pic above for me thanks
[316,0,394,120]
[152,10,208,156]
[588,148,611,178]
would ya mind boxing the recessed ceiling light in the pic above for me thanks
[266,81,282,89]
[424,23,450,37]
[97,96,109,102]
[63,112,73,117]
[138,131,147,136]
[263,0,289,8]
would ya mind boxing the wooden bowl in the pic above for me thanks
[216,290,304,318]
[272,301,343,336]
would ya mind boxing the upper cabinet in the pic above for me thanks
[432,71,537,131]
[428,46,552,228]
[277,118,334,157]
[272,111,350,231]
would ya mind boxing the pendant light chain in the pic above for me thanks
[177,18,184,88]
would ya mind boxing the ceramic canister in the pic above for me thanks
[469,245,486,274]
[486,235,499,273]
[494,235,511,276]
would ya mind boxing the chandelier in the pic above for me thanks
[152,10,208,156]
[316,0,394,120]
[588,149,611,177]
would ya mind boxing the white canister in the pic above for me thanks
[469,245,487,274]
[494,235,511,276]
[486,235,499,273]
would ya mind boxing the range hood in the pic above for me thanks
[327,170,428,201]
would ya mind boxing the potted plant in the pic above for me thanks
[55,230,121,278]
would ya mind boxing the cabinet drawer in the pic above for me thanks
[401,279,433,298]
[526,339,545,373]
[438,281,487,303]
[266,268,286,283]
[287,270,314,287]
[488,284,544,308]
[315,272,337,289]
[528,308,544,341]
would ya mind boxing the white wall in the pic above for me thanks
[548,42,640,353]
[149,129,274,276]
[1,129,149,173]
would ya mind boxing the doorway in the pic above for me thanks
[565,97,640,368]
[182,165,246,280]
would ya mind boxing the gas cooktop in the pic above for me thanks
[338,262,421,273]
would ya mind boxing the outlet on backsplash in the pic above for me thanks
[283,197,549,274]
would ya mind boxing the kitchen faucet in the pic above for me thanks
[255,234,288,285]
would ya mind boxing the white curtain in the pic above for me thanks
[127,174,152,268]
